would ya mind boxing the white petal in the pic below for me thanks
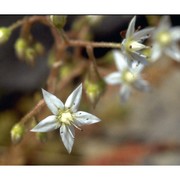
[130,41,148,51]
[133,79,151,92]
[104,72,122,85]
[165,44,180,61]
[65,84,82,112]
[126,16,136,38]
[151,43,162,61]
[31,115,59,132]
[120,85,131,103]
[42,89,64,115]
[131,61,144,74]
[113,50,128,71]
[60,125,74,153]
[133,27,154,41]
[171,27,180,40]
[74,111,101,126]
[130,52,148,66]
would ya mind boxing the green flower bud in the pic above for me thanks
[25,47,37,64]
[15,38,28,59]
[141,47,152,62]
[34,42,44,55]
[84,61,106,107]
[36,132,47,143]
[84,78,106,107]
[11,123,25,144]
[0,27,11,44]
[50,15,67,30]
[59,63,74,79]
[86,16,103,25]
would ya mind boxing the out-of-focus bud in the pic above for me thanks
[31,118,47,143]
[0,27,11,44]
[49,15,67,30]
[11,123,25,144]
[141,47,152,62]
[59,63,74,79]
[25,47,37,65]
[84,78,106,107]
[14,38,28,59]
[34,42,44,55]
[36,132,47,143]
[86,16,103,26]
[84,62,106,107]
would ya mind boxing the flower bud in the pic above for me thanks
[49,15,67,30]
[14,38,28,59]
[11,123,25,144]
[0,27,11,44]
[84,79,106,107]
[141,47,152,62]
[59,63,74,79]
[84,62,106,107]
[36,132,47,143]
[86,16,103,25]
[34,42,44,55]
[25,47,37,65]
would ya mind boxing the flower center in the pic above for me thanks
[156,31,172,47]
[122,70,136,83]
[57,109,74,125]
[123,39,134,52]
[123,39,146,53]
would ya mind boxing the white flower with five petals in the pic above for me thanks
[151,16,180,62]
[104,50,150,102]
[31,84,101,153]
[121,16,154,65]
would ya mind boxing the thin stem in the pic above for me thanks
[8,16,121,49]
[68,39,121,49]
[21,99,45,124]
[9,18,26,31]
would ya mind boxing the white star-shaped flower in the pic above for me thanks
[151,16,180,62]
[31,84,101,153]
[121,16,154,65]
[104,50,150,102]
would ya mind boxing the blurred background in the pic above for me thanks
[1,15,180,165]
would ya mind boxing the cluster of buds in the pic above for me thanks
[14,36,44,65]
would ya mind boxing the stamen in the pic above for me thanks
[72,122,83,131]
[68,127,75,139]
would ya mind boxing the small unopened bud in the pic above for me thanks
[50,15,67,30]
[84,79,106,107]
[142,48,152,62]
[84,60,106,107]
[0,27,11,44]
[86,16,103,25]
[25,47,37,65]
[36,132,47,143]
[11,123,25,144]
[34,42,44,55]
[59,63,74,79]
[15,38,28,59]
